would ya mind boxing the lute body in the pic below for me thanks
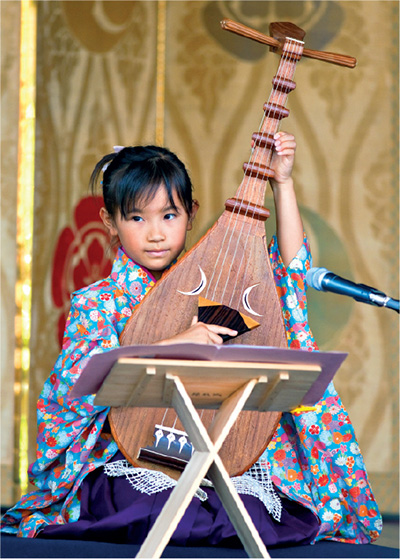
[110,210,288,479]
[109,22,307,479]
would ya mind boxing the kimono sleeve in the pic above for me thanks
[28,287,122,489]
[0,287,124,536]
[268,232,318,351]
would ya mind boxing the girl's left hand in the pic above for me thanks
[270,132,296,187]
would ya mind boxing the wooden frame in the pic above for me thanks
[94,357,325,558]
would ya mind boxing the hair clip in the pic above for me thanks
[102,145,125,173]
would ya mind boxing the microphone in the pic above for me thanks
[306,267,400,313]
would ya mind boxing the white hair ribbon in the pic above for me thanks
[102,145,125,172]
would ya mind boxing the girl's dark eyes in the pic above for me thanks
[130,214,176,222]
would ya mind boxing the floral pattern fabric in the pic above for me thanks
[263,236,381,543]
[1,236,381,544]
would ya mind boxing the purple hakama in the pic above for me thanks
[39,451,319,549]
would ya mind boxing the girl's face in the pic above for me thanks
[101,186,197,280]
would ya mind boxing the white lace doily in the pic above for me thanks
[231,461,282,522]
[104,458,281,521]
[104,460,208,501]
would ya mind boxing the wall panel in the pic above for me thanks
[1,0,21,505]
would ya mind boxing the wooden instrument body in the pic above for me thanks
[110,210,287,479]
[108,20,324,479]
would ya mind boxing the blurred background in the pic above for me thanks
[1,0,398,527]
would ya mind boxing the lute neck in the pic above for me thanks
[225,24,305,220]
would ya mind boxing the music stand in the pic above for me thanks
[91,354,333,559]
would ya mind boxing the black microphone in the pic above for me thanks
[306,267,400,313]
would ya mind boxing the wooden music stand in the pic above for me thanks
[93,356,326,559]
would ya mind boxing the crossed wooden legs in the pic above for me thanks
[136,373,270,558]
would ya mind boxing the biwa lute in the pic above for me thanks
[109,20,356,480]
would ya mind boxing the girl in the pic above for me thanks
[1,134,381,547]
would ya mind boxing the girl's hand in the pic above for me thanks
[267,131,303,267]
[157,316,237,346]
[269,132,296,188]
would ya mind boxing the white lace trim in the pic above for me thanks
[104,459,281,521]
[104,460,208,501]
[231,461,282,522]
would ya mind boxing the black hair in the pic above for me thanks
[90,145,194,219]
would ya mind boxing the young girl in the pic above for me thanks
[1,135,381,547]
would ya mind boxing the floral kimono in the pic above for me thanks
[1,235,381,543]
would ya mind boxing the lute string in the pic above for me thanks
[227,37,304,310]
[205,40,294,303]
[211,36,303,308]
[224,38,301,307]
[158,37,303,440]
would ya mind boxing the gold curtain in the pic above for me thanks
[2,1,398,513]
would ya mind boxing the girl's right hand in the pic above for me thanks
[269,131,296,188]
[156,316,237,346]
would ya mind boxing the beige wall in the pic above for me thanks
[1,1,398,513]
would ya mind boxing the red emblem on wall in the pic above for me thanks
[51,196,115,347]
